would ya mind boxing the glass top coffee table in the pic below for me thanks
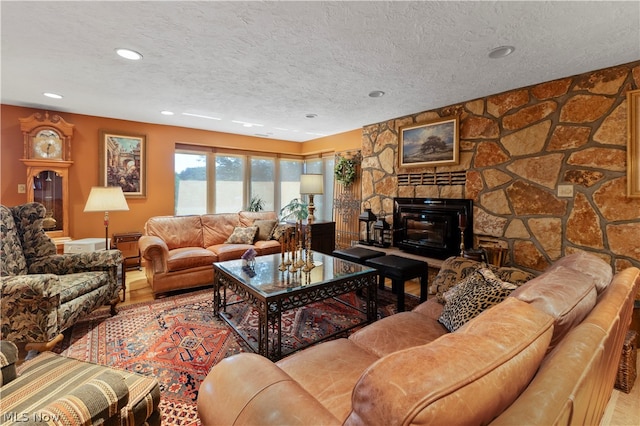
[213,251,377,360]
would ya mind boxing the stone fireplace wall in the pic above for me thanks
[361,61,640,273]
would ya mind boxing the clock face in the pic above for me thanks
[33,129,63,159]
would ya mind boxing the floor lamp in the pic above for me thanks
[83,186,130,249]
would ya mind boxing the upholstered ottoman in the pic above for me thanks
[0,341,161,425]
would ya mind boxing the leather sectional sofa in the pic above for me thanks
[197,252,640,425]
[139,211,281,297]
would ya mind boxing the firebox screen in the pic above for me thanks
[403,215,447,247]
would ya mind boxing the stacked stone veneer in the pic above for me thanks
[361,61,640,273]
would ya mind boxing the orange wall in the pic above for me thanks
[1,105,361,239]
[300,129,362,155]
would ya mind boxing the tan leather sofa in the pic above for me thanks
[197,252,640,425]
[139,211,281,297]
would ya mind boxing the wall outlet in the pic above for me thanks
[557,184,573,197]
[17,184,26,194]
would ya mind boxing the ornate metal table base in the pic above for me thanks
[213,253,377,361]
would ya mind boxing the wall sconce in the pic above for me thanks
[358,202,377,246]
[373,211,391,248]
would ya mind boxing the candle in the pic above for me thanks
[459,212,467,228]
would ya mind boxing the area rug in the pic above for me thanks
[55,286,418,425]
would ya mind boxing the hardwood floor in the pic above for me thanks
[124,269,639,425]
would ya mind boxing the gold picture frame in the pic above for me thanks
[628,89,640,198]
[99,130,146,198]
[399,116,459,168]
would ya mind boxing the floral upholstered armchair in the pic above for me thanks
[0,203,123,352]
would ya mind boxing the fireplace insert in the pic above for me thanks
[393,198,473,259]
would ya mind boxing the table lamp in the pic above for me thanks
[84,186,129,249]
[299,174,324,224]
[300,174,324,271]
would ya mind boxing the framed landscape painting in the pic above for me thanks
[399,116,459,168]
[99,130,146,198]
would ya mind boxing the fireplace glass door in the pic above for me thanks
[403,214,449,248]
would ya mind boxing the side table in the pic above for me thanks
[366,255,429,312]
[286,220,336,255]
[112,232,143,302]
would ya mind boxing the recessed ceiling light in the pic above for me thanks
[232,120,263,128]
[182,112,221,120]
[160,110,174,115]
[43,92,63,99]
[305,113,318,119]
[115,48,143,60]
[488,45,515,59]
[369,90,385,98]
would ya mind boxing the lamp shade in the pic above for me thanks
[300,174,324,195]
[83,186,130,212]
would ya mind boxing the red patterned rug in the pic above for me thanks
[55,286,417,425]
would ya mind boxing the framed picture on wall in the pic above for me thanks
[99,130,146,198]
[628,89,640,198]
[399,116,459,168]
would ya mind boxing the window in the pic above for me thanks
[175,152,207,215]
[304,156,335,222]
[215,155,244,213]
[174,148,333,218]
[280,159,303,213]
[250,157,275,212]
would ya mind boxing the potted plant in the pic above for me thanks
[279,198,308,221]
[246,196,265,212]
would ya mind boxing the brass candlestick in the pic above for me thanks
[278,231,288,271]
[295,220,305,268]
[284,229,292,266]
[459,211,467,256]
[289,234,299,273]
[302,224,315,272]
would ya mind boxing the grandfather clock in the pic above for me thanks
[19,112,74,248]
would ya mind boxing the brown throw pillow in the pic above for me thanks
[225,226,258,244]
[253,219,277,241]
[270,223,294,241]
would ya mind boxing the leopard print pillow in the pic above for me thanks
[438,268,518,332]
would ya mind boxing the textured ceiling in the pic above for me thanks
[2,1,639,142]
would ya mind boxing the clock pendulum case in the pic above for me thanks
[19,112,74,242]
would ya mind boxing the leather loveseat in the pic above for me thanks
[139,211,282,297]
[197,252,640,425]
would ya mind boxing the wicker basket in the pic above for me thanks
[615,330,637,393]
